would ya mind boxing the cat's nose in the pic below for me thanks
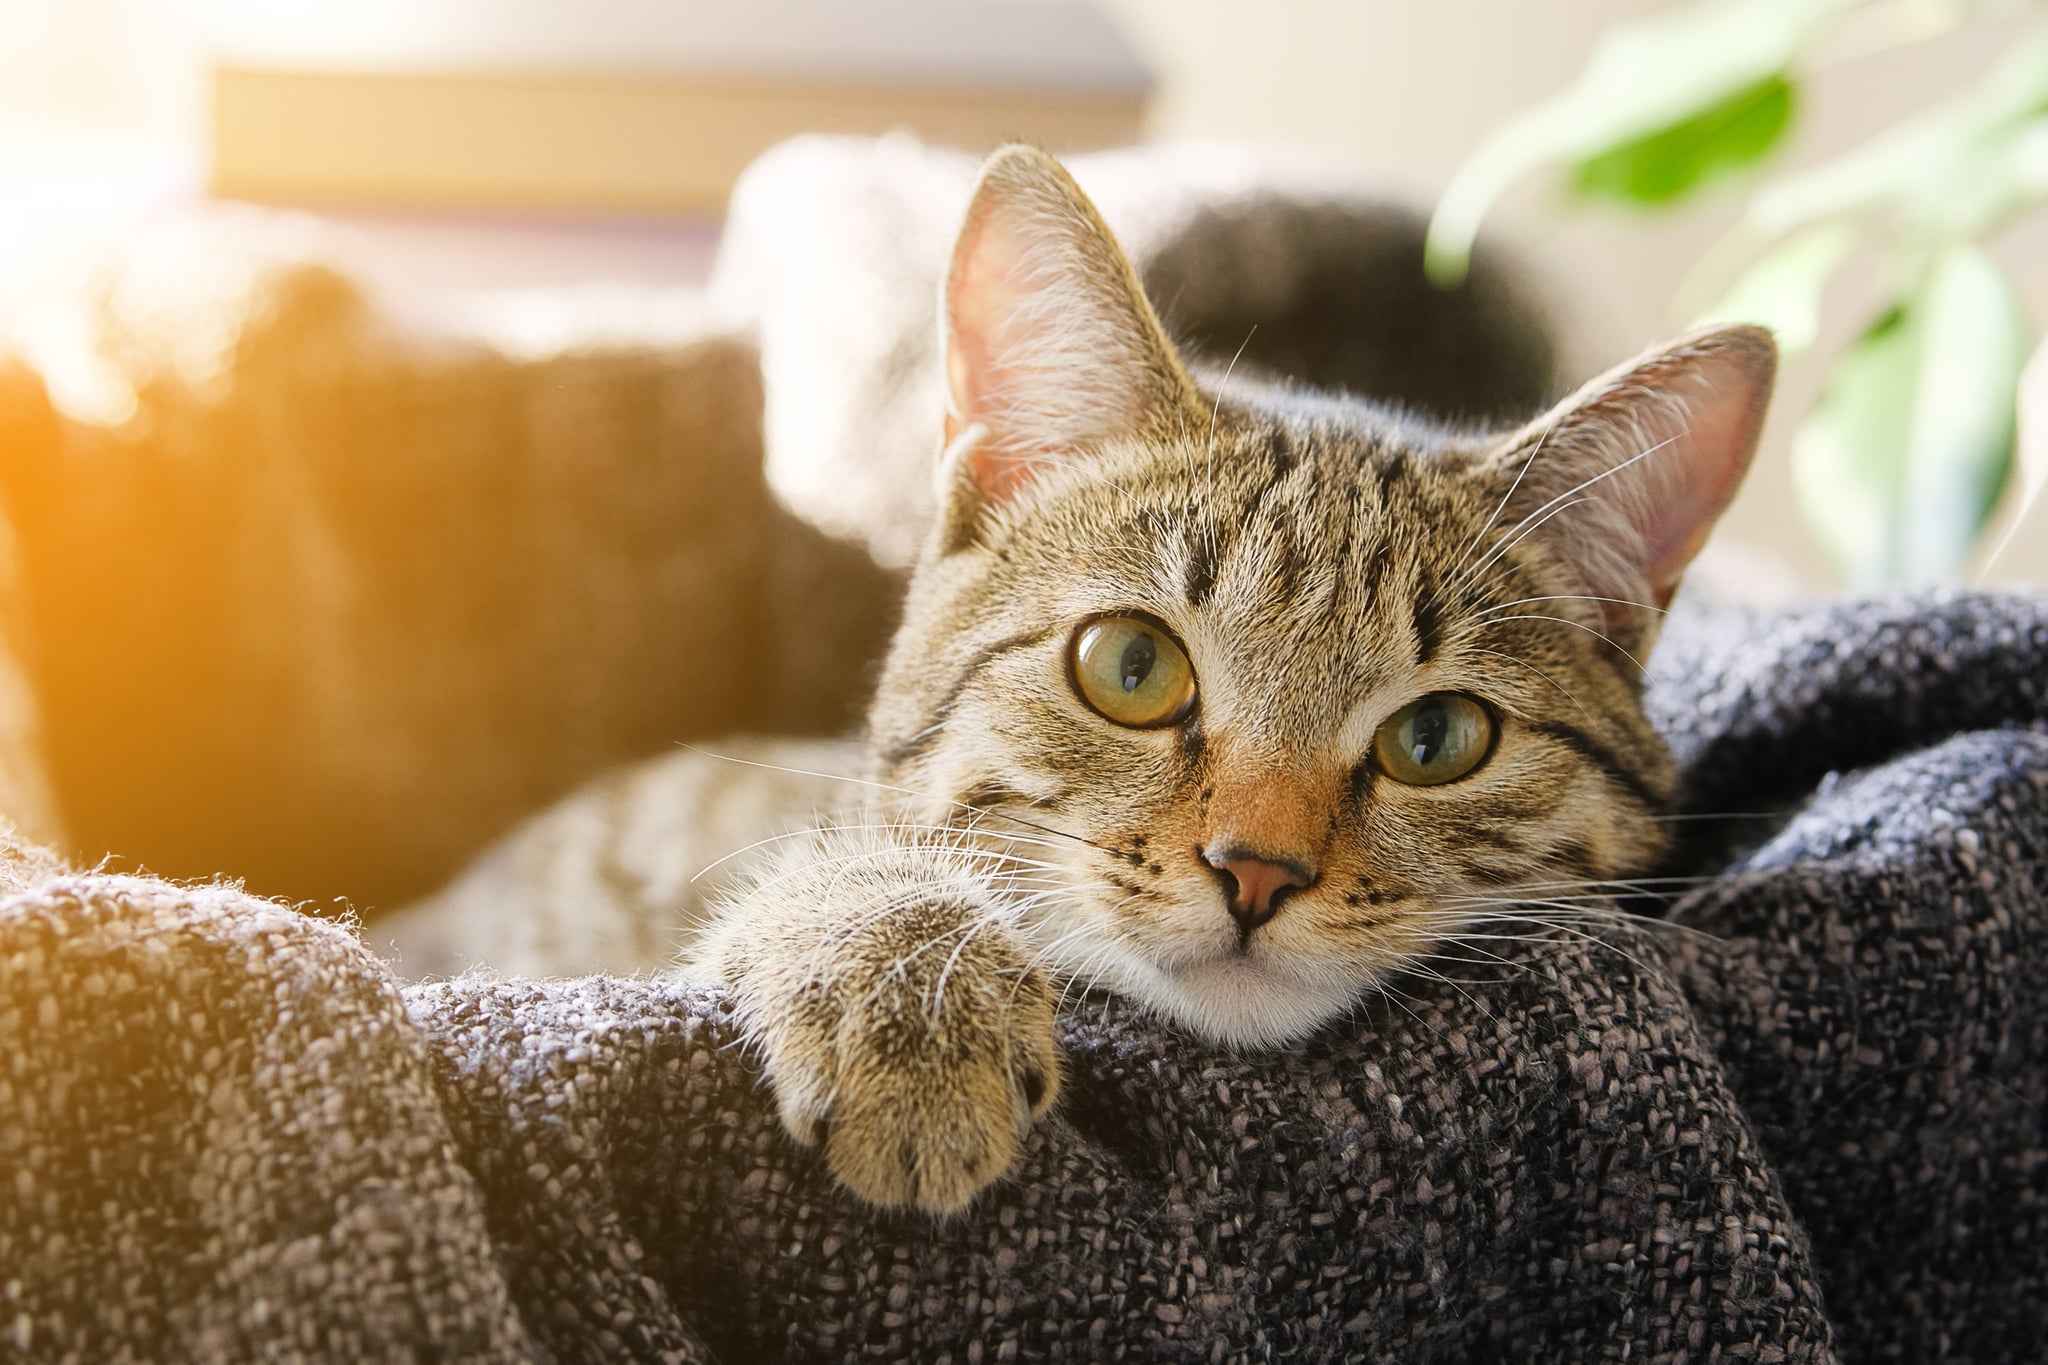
[1201,843,1316,933]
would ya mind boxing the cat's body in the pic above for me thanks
[396,146,1774,1215]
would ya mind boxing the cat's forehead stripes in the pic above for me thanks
[966,413,1503,761]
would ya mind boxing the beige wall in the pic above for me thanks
[5,0,2043,588]
[1102,0,2048,590]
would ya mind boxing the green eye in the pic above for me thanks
[1070,616,1196,728]
[1373,693,1495,786]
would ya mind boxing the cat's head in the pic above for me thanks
[869,146,1774,1046]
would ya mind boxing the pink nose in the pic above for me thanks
[1201,844,1316,932]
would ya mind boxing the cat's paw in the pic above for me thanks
[703,854,1062,1214]
[795,928,1062,1214]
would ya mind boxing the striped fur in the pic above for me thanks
[692,147,1777,1213]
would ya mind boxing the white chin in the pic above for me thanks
[1137,955,1364,1048]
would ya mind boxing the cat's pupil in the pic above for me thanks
[1408,700,1448,766]
[1119,634,1156,693]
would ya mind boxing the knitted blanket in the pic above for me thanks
[4,589,2045,1363]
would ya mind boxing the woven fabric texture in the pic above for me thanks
[4,590,2045,1363]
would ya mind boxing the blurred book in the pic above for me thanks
[206,0,1152,216]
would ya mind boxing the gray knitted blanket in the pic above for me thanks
[4,590,2045,1363]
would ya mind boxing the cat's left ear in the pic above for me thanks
[1486,324,1777,655]
[937,145,1203,543]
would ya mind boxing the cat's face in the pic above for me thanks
[868,147,1774,1047]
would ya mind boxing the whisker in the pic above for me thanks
[1396,961,1526,986]
[1648,810,1786,823]
[1398,959,1501,1026]
[863,921,987,1015]
[674,742,1117,858]
[1439,888,1683,908]
[1363,973,1463,1048]
[929,912,1009,1017]
[1468,612,1650,676]
[1400,943,1533,974]
[1447,430,1684,604]
[1477,593,1667,619]
[1204,325,1258,564]
[1447,495,1595,600]
[1483,873,1716,889]
[1468,646,1592,719]
[1426,896,1712,923]
[1444,909,1725,947]
[728,847,1061,911]
[1435,910,1662,971]
[1437,418,1557,602]
[690,819,1068,885]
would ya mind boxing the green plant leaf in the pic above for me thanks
[1696,221,1856,355]
[1751,23,2048,237]
[1791,307,1917,586]
[1919,111,2048,244]
[1979,334,2048,574]
[1899,246,2027,579]
[1426,0,1852,284]
[1570,75,1795,205]
[1792,246,2027,586]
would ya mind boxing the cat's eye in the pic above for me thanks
[1069,616,1196,728]
[1373,693,1495,786]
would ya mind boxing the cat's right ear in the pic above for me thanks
[936,145,1201,546]
[1482,324,1777,658]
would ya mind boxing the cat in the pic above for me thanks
[684,144,1776,1215]
[388,143,1775,1215]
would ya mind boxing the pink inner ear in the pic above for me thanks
[943,212,1011,440]
[943,213,1042,500]
[938,151,1189,512]
[1627,348,1774,604]
[1524,329,1775,620]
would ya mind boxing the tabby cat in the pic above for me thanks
[681,145,1776,1214]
